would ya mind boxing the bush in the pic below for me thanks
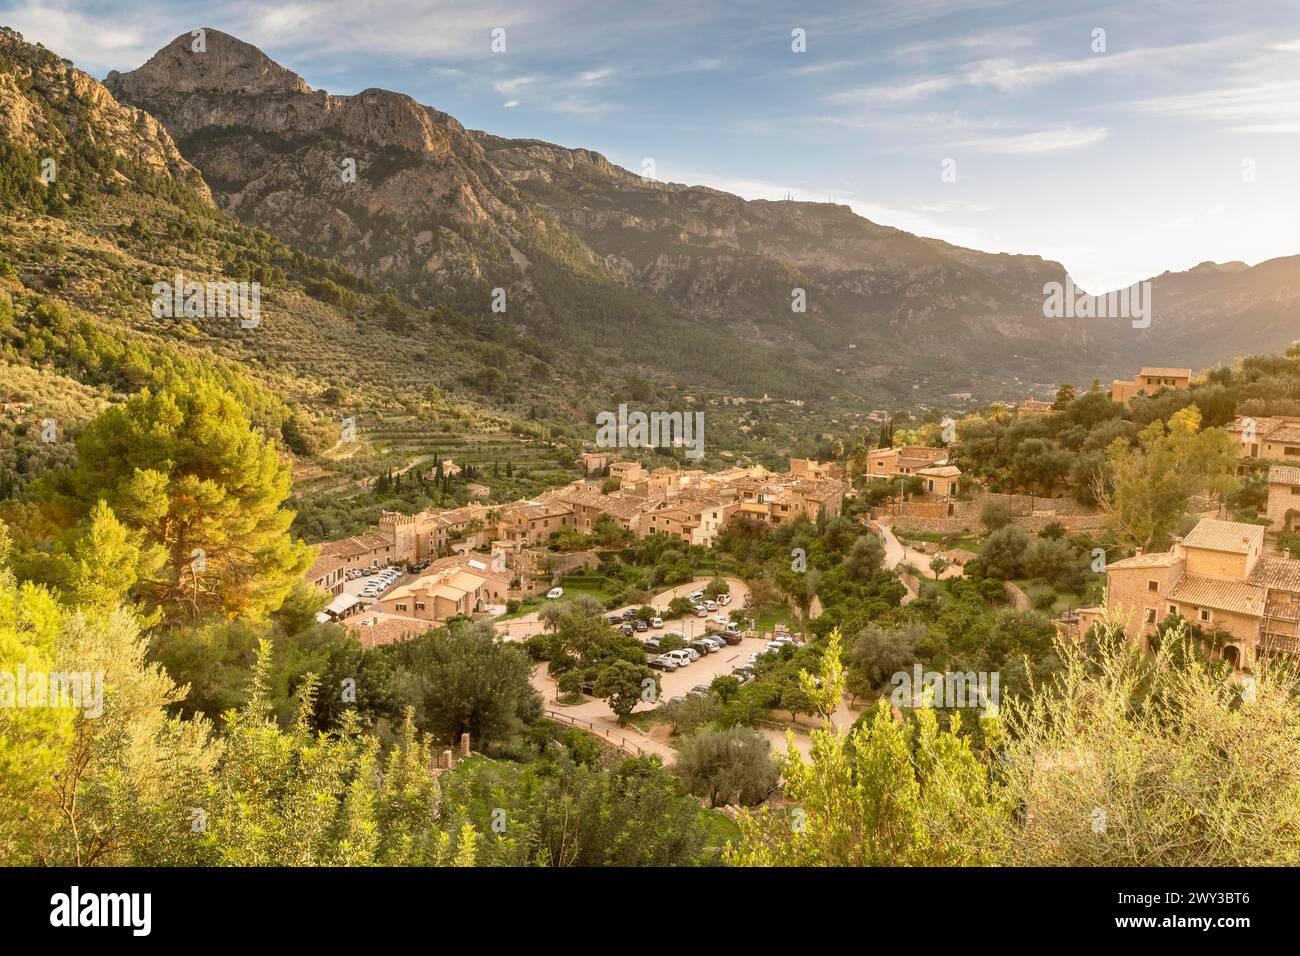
[978,525,1033,580]
[981,499,1014,531]
[674,726,779,807]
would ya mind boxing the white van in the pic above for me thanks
[546,587,564,599]
[664,649,693,667]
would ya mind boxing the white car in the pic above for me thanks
[692,605,708,618]
[688,591,704,602]
[764,641,786,653]
[704,599,718,611]
[663,649,693,667]
[719,593,732,606]
[682,647,701,661]
[546,587,564,599]
[651,617,664,629]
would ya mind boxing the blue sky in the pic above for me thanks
[6,0,1299,291]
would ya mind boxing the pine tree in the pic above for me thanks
[51,377,313,621]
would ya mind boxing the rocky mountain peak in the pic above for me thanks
[105,28,310,98]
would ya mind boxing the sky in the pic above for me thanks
[5,0,1298,292]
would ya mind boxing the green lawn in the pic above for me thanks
[699,807,742,848]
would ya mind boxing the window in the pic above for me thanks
[1288,448,1300,457]
[1148,580,1159,591]
[395,603,407,612]
[415,602,425,611]
[1199,609,1212,622]
[1143,609,1157,623]
[1168,605,1177,615]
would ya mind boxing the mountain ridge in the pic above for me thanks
[0,24,1282,406]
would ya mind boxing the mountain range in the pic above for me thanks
[4,26,1298,427]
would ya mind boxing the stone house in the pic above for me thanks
[1227,416,1300,464]
[1110,367,1192,406]
[1079,518,1300,666]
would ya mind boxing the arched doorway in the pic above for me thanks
[1222,644,1242,669]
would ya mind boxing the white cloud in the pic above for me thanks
[949,124,1109,154]
[1127,79,1300,133]
[1,3,156,73]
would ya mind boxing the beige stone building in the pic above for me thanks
[1227,416,1300,463]
[376,566,489,624]
[1079,518,1300,666]
[1016,399,1055,417]
[916,464,962,498]
[1266,465,1300,535]
[863,446,949,482]
[1110,367,1192,407]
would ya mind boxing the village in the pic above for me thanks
[302,363,1300,674]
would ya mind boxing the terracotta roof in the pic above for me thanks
[306,553,348,581]
[320,532,393,558]
[1167,576,1266,617]
[350,615,428,648]
[916,464,962,478]
[1181,519,1264,555]
[510,500,572,520]
[550,489,644,519]
[1269,465,1300,486]
[1139,367,1192,378]
[1269,426,1300,444]
[1108,552,1182,570]
[1247,556,1300,592]
[1264,599,1300,623]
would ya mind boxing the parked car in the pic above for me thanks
[635,620,648,632]
[607,614,623,625]
[648,657,678,672]
[692,605,708,618]
[687,684,711,699]
[546,587,564,599]
[704,599,718,611]
[651,617,664,629]
[621,624,635,636]
[642,637,662,653]
[668,695,687,704]
[701,637,727,651]
[663,649,693,667]
[681,647,701,661]
[764,641,785,653]
[719,593,732,606]
[622,608,638,621]
[688,591,705,602]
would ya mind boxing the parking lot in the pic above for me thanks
[339,566,410,603]
[643,632,775,703]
